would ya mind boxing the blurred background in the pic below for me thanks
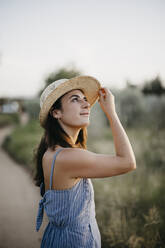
[0,0,165,247]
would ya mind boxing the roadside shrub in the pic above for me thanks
[2,119,43,170]
[0,113,20,127]
[142,95,165,130]
[116,88,146,128]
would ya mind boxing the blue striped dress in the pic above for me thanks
[36,148,101,247]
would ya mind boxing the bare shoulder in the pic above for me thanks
[58,147,94,162]
[42,147,91,168]
[43,146,92,161]
[42,146,65,167]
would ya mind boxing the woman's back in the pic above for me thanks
[42,146,81,191]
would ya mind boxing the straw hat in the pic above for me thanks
[39,75,101,127]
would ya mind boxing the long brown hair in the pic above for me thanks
[33,90,88,189]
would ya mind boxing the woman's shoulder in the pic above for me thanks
[43,146,89,168]
[42,146,66,177]
[45,146,86,155]
[43,146,63,162]
[43,146,75,162]
[42,146,82,189]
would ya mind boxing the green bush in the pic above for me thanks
[0,113,20,127]
[143,95,165,130]
[141,129,165,171]
[114,87,165,130]
[2,119,43,170]
[116,88,147,128]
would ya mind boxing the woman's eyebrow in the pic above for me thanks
[69,94,87,99]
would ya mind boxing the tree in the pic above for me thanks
[142,76,165,96]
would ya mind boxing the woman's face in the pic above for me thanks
[53,89,91,128]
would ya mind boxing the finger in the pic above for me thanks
[100,89,106,99]
[99,91,104,99]
[100,88,106,94]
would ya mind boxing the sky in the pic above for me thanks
[0,0,165,98]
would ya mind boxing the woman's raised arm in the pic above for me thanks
[56,87,136,179]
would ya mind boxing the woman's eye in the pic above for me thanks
[72,98,78,102]
[72,97,88,102]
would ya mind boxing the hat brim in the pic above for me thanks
[39,75,101,127]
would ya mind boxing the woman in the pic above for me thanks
[34,75,136,247]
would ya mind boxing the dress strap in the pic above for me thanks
[49,148,64,190]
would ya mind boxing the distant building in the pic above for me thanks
[2,101,19,113]
[0,98,24,114]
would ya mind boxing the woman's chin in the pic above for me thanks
[76,121,90,128]
[82,121,90,127]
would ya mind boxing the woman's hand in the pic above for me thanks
[98,87,116,116]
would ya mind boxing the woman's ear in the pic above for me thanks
[52,109,62,119]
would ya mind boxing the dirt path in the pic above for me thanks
[0,126,47,248]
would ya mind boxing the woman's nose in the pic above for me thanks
[82,99,90,108]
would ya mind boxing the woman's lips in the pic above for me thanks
[80,113,89,116]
